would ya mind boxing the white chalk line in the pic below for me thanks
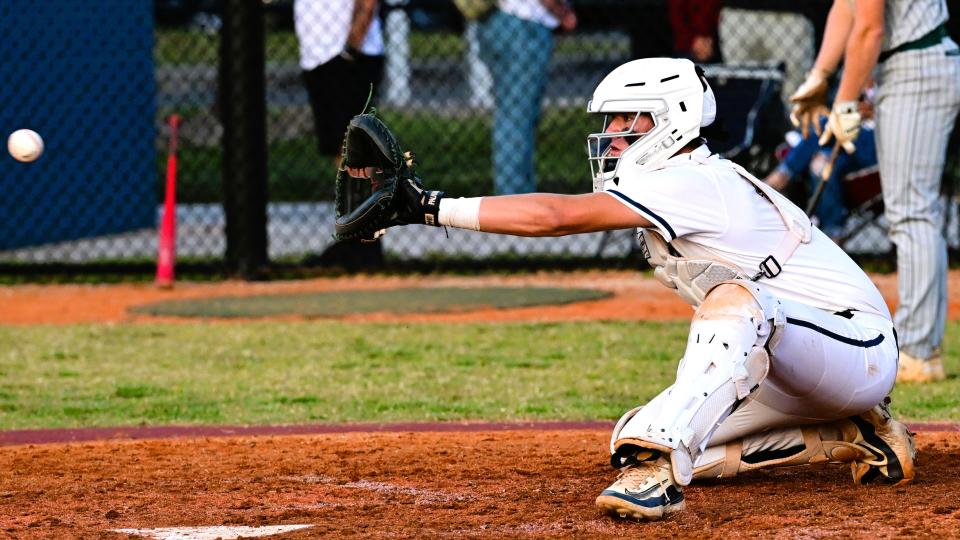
[116,477,470,538]
[113,524,313,540]
[280,475,472,505]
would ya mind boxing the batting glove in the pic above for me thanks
[818,101,861,154]
[789,69,830,139]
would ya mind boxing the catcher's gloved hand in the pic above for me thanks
[393,176,444,226]
[818,101,861,154]
[334,113,444,242]
[789,69,830,139]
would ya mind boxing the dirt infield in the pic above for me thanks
[7,269,960,325]
[2,428,960,538]
[3,271,960,538]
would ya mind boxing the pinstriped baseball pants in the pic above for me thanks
[875,39,960,360]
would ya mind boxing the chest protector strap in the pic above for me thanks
[641,153,813,306]
[641,230,743,307]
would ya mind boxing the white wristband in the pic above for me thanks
[438,197,482,231]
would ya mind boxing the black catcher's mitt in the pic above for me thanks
[334,113,444,242]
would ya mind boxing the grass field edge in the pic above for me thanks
[2,420,957,447]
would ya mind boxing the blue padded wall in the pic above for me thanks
[0,1,157,250]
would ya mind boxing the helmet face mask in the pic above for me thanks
[585,58,715,191]
[587,112,658,190]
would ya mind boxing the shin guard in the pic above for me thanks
[610,281,785,485]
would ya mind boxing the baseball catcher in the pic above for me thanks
[337,58,914,521]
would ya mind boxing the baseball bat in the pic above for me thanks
[804,141,843,217]
[156,114,181,288]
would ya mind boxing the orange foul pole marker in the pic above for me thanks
[156,114,180,288]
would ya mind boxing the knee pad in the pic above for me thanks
[610,281,786,485]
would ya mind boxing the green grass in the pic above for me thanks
[131,287,610,318]
[154,29,630,66]
[163,106,596,203]
[161,130,333,203]
[154,30,472,66]
[153,29,469,65]
[1,321,957,430]
[155,29,301,65]
[380,105,597,198]
[153,26,614,203]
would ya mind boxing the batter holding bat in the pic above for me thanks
[334,57,915,521]
[790,0,960,383]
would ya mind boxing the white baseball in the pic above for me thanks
[7,129,44,163]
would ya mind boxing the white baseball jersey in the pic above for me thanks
[604,145,891,319]
[498,0,560,28]
[294,0,384,70]
[882,0,949,51]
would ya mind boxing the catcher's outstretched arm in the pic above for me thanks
[441,192,653,237]
[333,111,651,240]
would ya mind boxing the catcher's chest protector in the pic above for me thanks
[640,229,744,308]
[639,155,813,308]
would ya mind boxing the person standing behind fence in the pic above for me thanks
[668,0,721,63]
[477,0,576,195]
[295,0,385,267]
[295,0,383,168]
[791,0,960,383]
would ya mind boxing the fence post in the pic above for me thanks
[465,21,493,109]
[383,1,411,106]
[219,0,269,279]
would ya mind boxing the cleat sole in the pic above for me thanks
[596,494,685,521]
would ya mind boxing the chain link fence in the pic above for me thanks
[1,0,959,278]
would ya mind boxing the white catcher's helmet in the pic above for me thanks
[587,58,717,190]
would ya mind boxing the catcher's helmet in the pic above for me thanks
[587,58,717,190]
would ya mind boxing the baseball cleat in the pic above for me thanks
[848,399,917,486]
[595,457,685,520]
[896,351,946,384]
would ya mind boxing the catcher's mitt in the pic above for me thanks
[334,113,443,241]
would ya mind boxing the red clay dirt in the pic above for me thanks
[2,430,960,539]
[2,271,960,538]
[5,269,960,325]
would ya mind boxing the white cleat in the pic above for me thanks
[595,457,685,520]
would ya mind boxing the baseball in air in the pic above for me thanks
[7,129,44,163]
